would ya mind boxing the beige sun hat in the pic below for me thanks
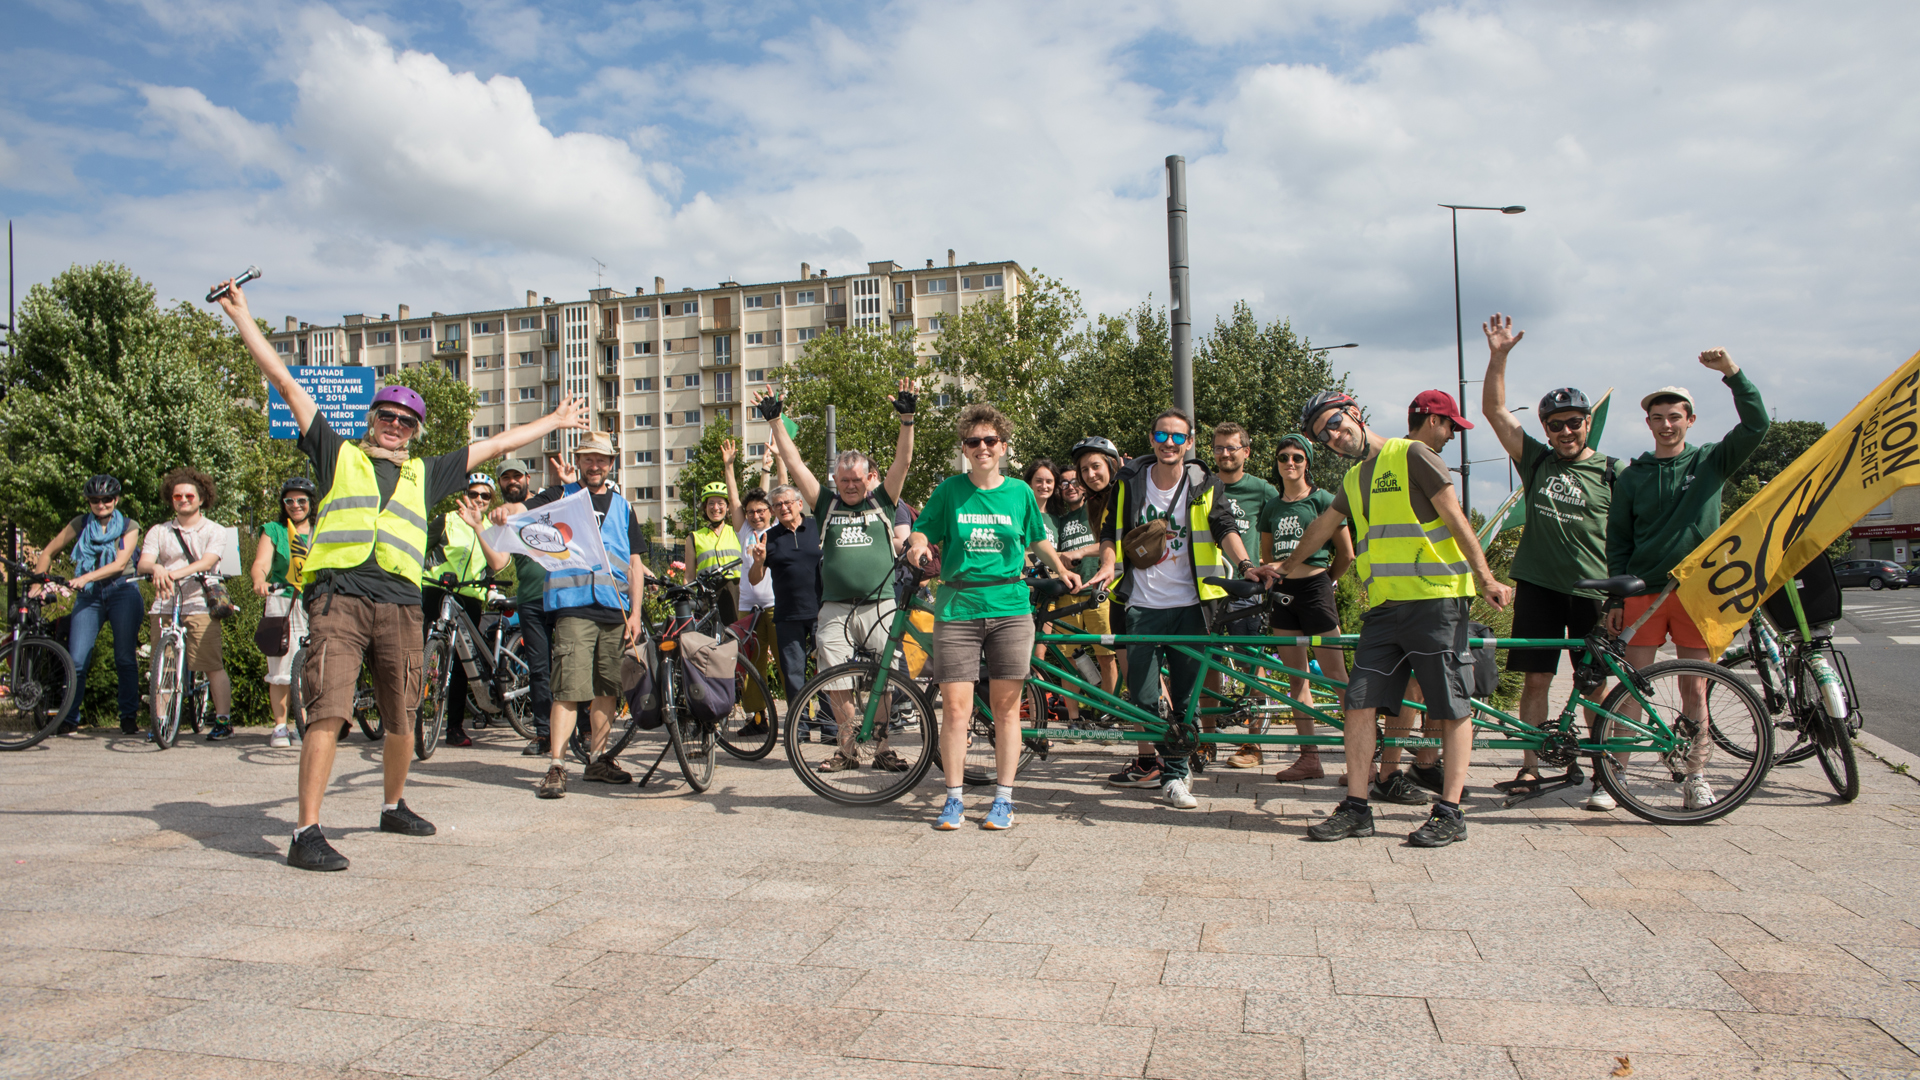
[573,433,618,459]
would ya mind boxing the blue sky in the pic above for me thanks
[6,0,1918,507]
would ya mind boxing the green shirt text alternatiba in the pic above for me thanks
[1053,505,1100,581]
[1510,433,1613,598]
[1259,488,1336,568]
[814,489,899,604]
[916,474,1048,621]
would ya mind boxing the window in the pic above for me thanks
[665,448,678,462]
[746,368,765,383]
[473,355,490,369]
[663,376,675,389]
[632,450,654,465]
[771,329,782,344]
[684,372,701,388]
[404,327,432,342]
[635,486,656,500]
[631,377,654,392]
[680,300,700,315]
[714,337,731,364]
[747,443,766,459]
[373,331,394,344]
[443,324,461,340]
[924,278,949,293]
[796,327,820,342]
[893,320,913,333]
[632,414,656,428]
[517,351,536,366]
[745,295,765,308]
[794,290,817,305]
[517,317,538,330]
[746,332,764,345]
[474,320,495,334]
[686,411,701,426]
[274,340,292,354]
[476,390,491,404]
[632,341,653,355]
[375,364,395,376]
[927,316,946,332]
[982,273,1003,288]
[518,387,541,401]
[932,392,953,407]
[665,485,676,499]
[630,305,653,320]
[473,425,492,437]
[714,371,734,402]
[829,287,845,304]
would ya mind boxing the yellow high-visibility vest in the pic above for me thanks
[691,522,742,579]
[303,443,430,590]
[427,513,488,600]
[1344,438,1475,602]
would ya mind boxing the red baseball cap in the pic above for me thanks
[1409,389,1474,430]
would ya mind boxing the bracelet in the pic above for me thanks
[899,418,915,427]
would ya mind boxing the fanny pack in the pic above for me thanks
[1121,469,1190,570]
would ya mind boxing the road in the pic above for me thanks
[1824,583,1920,755]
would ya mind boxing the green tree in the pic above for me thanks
[1194,303,1352,492]
[670,424,770,536]
[1721,418,1829,520]
[771,327,945,506]
[1029,302,1171,465]
[388,361,482,519]
[930,270,1083,452]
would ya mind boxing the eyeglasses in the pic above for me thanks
[1153,430,1189,446]
[373,410,420,430]
[1211,444,1247,455]
[962,436,1002,449]
[283,497,310,506]
[1544,417,1587,433]
[1277,453,1308,464]
[1059,478,1082,488]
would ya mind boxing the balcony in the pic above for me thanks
[434,339,466,355]
[825,304,847,324]
[704,388,736,405]
[893,301,913,316]
[600,357,619,376]
[704,313,739,333]
[600,395,618,413]
[596,327,619,343]
[544,362,560,382]
[541,329,559,345]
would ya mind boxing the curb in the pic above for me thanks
[1854,730,1920,785]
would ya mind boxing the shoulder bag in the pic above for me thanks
[1121,468,1191,570]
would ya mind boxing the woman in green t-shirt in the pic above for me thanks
[1254,434,1354,781]
[251,477,316,748]
[907,405,1080,833]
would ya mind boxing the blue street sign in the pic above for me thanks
[268,367,377,439]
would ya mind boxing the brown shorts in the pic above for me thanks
[299,594,423,738]
[150,613,223,673]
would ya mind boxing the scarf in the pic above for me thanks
[73,510,128,579]
[357,439,411,465]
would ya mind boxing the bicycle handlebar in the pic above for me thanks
[3,558,71,589]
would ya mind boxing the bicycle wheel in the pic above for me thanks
[942,681,1044,787]
[354,662,383,741]
[1594,659,1772,826]
[717,657,779,761]
[416,633,452,760]
[665,661,716,792]
[1714,653,1816,765]
[288,646,309,736]
[185,675,210,738]
[0,638,76,751]
[785,661,935,805]
[1795,673,1860,801]
[153,636,185,750]
[497,630,536,740]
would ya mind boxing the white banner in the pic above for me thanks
[481,489,612,576]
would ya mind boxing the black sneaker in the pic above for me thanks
[120,716,139,735]
[1408,760,1444,794]
[56,719,80,735]
[1370,770,1432,805]
[378,800,436,836]
[1307,802,1375,842]
[736,719,769,739]
[523,738,549,756]
[206,721,235,741]
[288,826,349,872]
[1409,809,1468,848]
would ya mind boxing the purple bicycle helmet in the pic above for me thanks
[371,385,427,420]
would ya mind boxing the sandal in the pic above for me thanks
[1496,767,1543,795]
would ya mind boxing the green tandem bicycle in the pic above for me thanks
[782,562,1779,827]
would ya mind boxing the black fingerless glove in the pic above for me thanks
[893,390,917,415]
[756,395,783,421]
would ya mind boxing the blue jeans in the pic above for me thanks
[518,605,553,738]
[65,578,144,725]
[1125,604,1207,782]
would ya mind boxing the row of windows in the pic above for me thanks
[629,412,703,429]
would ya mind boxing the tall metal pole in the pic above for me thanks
[1166,156,1193,439]
[6,221,15,617]
[824,404,837,464]
[1451,207,1469,517]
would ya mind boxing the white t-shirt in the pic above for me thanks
[1128,468,1199,610]
[738,522,776,611]
[142,517,231,615]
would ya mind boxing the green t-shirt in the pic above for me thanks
[1259,488,1337,568]
[916,474,1048,620]
[1219,475,1276,554]
[815,488,899,604]
[1512,434,1613,598]
[1054,505,1100,581]
[1038,511,1057,546]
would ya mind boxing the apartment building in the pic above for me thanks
[265,254,1027,536]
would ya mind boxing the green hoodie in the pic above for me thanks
[1606,371,1769,586]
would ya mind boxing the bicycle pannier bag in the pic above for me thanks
[622,645,664,730]
[1761,554,1844,634]
[1465,621,1501,698]
[679,630,740,726]
[1121,470,1190,571]
[254,594,292,657]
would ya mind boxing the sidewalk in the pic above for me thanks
[2,718,1917,1080]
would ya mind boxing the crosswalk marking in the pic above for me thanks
[1831,636,1860,644]
[1890,636,1920,645]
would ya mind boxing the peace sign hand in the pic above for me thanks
[549,455,579,486]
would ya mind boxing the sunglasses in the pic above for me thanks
[171,492,199,501]
[283,496,310,506]
[87,496,116,505]
[962,435,1003,449]
[1313,411,1349,444]
[374,410,420,430]
[465,490,493,501]
[1277,453,1308,464]
[1545,417,1587,433]
[1152,430,1189,446]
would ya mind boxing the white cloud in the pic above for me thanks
[140,84,292,176]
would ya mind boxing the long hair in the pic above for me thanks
[1022,458,1060,514]
[1077,449,1121,538]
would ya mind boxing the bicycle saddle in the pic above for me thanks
[1202,576,1266,599]
[1572,575,1649,597]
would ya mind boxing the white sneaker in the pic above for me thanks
[1584,786,1616,812]
[268,726,291,749]
[1163,778,1198,810]
[1682,774,1715,810]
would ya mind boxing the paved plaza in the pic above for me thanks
[3,719,1920,1080]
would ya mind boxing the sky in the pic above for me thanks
[4,0,1917,509]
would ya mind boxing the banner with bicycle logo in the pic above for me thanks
[480,488,612,575]
[1673,347,1920,655]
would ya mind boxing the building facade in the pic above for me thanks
[1849,488,1920,563]
[266,255,1027,535]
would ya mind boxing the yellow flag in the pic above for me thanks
[1673,348,1920,655]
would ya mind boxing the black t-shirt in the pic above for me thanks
[762,517,822,624]
[524,483,644,624]
[298,414,470,605]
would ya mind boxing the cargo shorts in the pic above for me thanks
[299,593,422,738]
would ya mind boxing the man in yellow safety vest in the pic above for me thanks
[1257,390,1512,848]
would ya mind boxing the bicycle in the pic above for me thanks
[716,606,784,761]
[0,559,79,751]
[788,568,1776,826]
[1716,558,1861,801]
[147,570,218,750]
[418,570,537,759]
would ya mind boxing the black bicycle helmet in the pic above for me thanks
[280,477,317,499]
[1068,435,1120,465]
[1300,390,1358,437]
[83,474,121,501]
[1537,387,1592,417]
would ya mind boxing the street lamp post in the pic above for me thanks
[1440,203,1524,517]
